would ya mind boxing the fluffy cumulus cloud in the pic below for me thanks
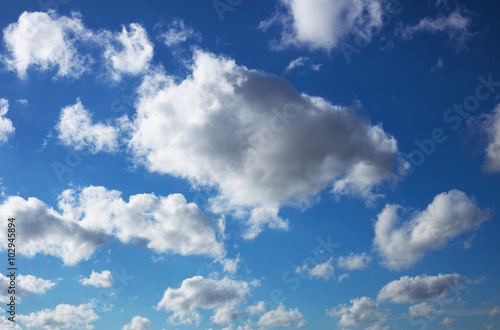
[122,316,151,330]
[482,104,500,173]
[373,190,490,270]
[103,23,153,80]
[257,303,305,328]
[2,11,153,80]
[377,273,469,304]
[259,0,386,51]
[327,297,389,328]
[0,194,106,265]
[337,252,371,270]
[0,273,56,302]
[18,303,99,330]
[56,99,120,153]
[0,99,15,144]
[158,18,199,47]
[2,11,93,78]
[0,185,225,265]
[129,50,398,239]
[441,316,456,326]
[80,270,115,288]
[156,276,251,325]
[296,257,334,280]
[408,301,436,318]
[399,8,473,44]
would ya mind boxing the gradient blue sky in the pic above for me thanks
[0,0,500,329]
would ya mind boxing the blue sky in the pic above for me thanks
[0,0,499,329]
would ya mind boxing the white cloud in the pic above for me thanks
[327,297,389,328]
[337,252,371,270]
[297,257,334,280]
[373,190,490,270]
[80,270,115,288]
[408,301,435,318]
[260,0,385,51]
[0,194,106,265]
[490,306,500,317]
[399,8,473,44]
[16,99,28,106]
[0,99,15,144]
[129,50,398,239]
[156,276,251,325]
[365,323,392,330]
[0,273,56,302]
[2,11,93,79]
[0,186,225,265]
[0,313,22,329]
[56,99,120,153]
[122,316,151,330]
[441,317,456,326]
[219,254,241,274]
[377,273,468,304]
[158,19,199,47]
[285,56,308,72]
[482,105,500,173]
[18,303,99,330]
[104,23,153,80]
[257,303,305,327]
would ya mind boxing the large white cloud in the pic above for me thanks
[2,11,92,79]
[257,303,305,327]
[156,276,251,325]
[122,316,151,330]
[0,273,56,303]
[327,296,389,328]
[103,23,153,80]
[0,186,225,265]
[0,99,15,144]
[80,270,115,288]
[56,99,120,153]
[129,50,398,238]
[373,190,490,270]
[377,273,469,304]
[18,303,99,330]
[482,104,500,173]
[259,0,385,51]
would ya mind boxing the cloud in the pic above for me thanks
[337,252,371,270]
[56,99,120,153]
[257,303,305,327]
[373,190,490,270]
[327,297,389,328]
[80,270,115,288]
[399,8,473,45]
[158,18,199,47]
[122,316,151,330]
[490,306,500,317]
[377,273,469,304]
[365,323,392,330]
[296,257,334,280]
[16,99,28,106]
[0,99,15,144]
[2,11,93,79]
[58,186,226,258]
[0,273,56,303]
[0,312,22,329]
[156,276,251,325]
[259,0,385,51]
[482,105,500,173]
[18,303,99,330]
[0,194,106,265]
[441,317,456,326]
[408,301,436,318]
[103,23,153,80]
[0,186,225,265]
[129,50,398,239]
[219,254,241,274]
